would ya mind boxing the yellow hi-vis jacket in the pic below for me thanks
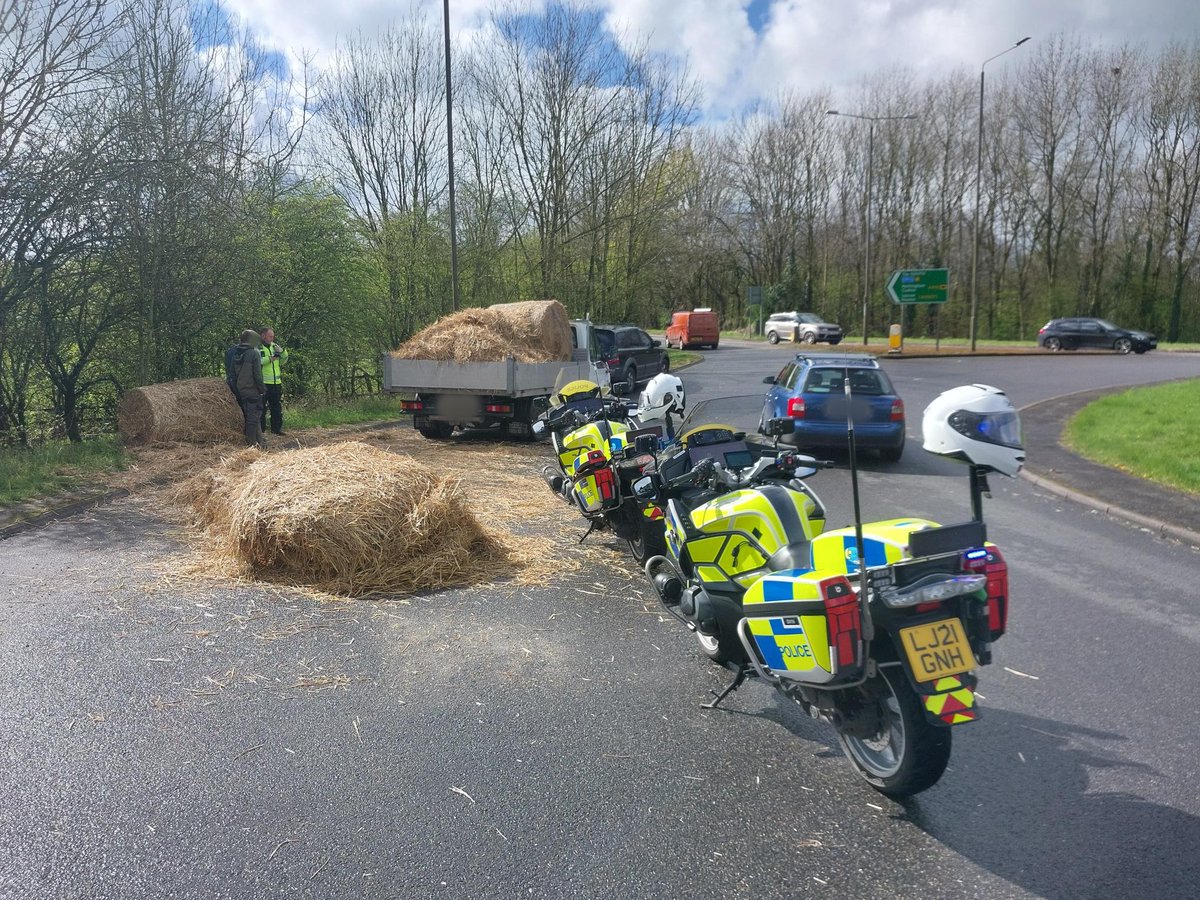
[259,342,289,385]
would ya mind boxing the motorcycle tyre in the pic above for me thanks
[836,665,951,798]
[627,518,667,564]
[696,628,742,665]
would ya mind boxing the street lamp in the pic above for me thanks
[827,110,918,346]
[442,0,460,312]
[969,36,1031,351]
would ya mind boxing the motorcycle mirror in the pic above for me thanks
[531,420,547,438]
[765,417,796,437]
[632,475,656,500]
[611,380,632,396]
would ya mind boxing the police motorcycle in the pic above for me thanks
[533,370,686,562]
[632,383,1021,796]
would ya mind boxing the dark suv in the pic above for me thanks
[1037,318,1157,354]
[596,325,669,388]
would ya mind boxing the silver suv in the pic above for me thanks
[763,311,843,345]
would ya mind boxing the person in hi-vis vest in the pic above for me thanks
[258,327,290,435]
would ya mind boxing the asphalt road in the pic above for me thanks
[2,346,1199,899]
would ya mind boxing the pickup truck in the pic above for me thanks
[383,320,611,439]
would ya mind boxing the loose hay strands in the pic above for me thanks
[390,299,572,363]
[182,442,510,597]
[117,377,242,446]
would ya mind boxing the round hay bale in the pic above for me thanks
[118,377,242,446]
[392,299,572,363]
[189,441,508,596]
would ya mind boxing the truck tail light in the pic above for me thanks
[787,397,806,418]
[963,546,1008,640]
[401,400,424,412]
[484,403,512,414]
[890,399,904,421]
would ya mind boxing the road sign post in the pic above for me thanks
[748,286,763,337]
[886,269,949,305]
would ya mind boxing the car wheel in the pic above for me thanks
[767,331,781,344]
[1044,337,1062,352]
[623,362,638,388]
[1114,337,1133,354]
[802,331,817,344]
[660,355,670,373]
[880,443,904,463]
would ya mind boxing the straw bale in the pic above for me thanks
[184,441,508,596]
[391,299,572,363]
[118,378,242,446]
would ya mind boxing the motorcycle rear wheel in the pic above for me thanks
[836,666,951,797]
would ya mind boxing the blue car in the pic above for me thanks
[760,354,906,462]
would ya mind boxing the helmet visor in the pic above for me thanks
[949,409,1022,449]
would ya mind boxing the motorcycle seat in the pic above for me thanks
[767,540,813,573]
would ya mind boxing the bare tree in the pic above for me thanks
[316,14,447,343]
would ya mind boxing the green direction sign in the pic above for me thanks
[887,268,949,304]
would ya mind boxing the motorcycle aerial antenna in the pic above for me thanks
[844,367,873,640]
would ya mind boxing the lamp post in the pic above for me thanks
[969,36,1031,351]
[827,110,917,346]
[442,0,460,312]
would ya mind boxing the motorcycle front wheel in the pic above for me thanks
[836,666,951,797]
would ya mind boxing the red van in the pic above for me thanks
[665,309,719,350]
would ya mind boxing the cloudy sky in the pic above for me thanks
[222,0,1199,113]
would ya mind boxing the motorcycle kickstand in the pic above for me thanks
[578,520,599,544]
[702,665,749,710]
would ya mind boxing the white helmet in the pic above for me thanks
[638,373,685,420]
[922,384,1025,477]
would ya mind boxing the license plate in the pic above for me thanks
[899,618,976,683]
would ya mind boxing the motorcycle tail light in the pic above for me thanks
[822,580,861,673]
[787,397,806,418]
[594,464,616,502]
[963,546,1008,640]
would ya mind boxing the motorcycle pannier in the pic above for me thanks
[741,570,864,685]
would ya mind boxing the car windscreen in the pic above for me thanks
[803,367,891,396]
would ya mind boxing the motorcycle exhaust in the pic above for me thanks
[541,467,570,502]
[644,555,683,607]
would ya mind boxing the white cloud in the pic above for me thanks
[220,0,1200,116]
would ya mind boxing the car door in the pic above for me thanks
[634,328,658,374]
[1077,319,1105,348]
[765,362,797,419]
[619,328,648,381]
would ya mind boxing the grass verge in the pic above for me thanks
[1064,380,1200,495]
[0,438,129,506]
[285,395,406,430]
[667,349,704,370]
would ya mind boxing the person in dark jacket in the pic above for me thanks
[230,329,266,447]
[224,339,242,407]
